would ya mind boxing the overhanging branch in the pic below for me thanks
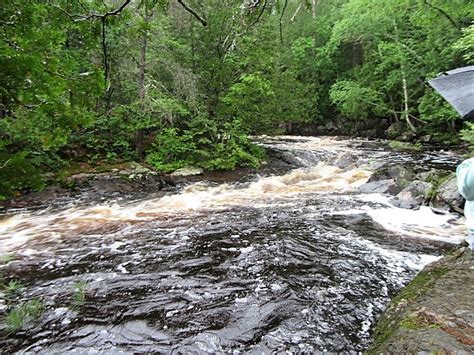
[55,1,132,91]
[96,0,132,18]
[58,0,132,21]
[422,0,460,29]
[247,0,267,29]
[279,0,288,44]
[177,0,207,26]
[222,0,268,55]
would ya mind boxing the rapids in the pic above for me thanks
[0,136,466,353]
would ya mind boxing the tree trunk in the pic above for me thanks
[400,57,416,133]
[311,0,317,19]
[393,20,416,134]
[191,19,195,71]
[389,95,399,123]
[136,12,149,161]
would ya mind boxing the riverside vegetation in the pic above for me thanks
[1,0,473,199]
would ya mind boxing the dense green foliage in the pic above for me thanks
[1,0,472,198]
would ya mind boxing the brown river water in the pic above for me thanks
[0,136,466,353]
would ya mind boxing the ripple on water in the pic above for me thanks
[0,136,464,353]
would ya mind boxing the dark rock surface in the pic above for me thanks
[0,164,174,210]
[358,179,396,194]
[332,152,360,169]
[0,150,300,212]
[389,180,433,209]
[385,121,408,139]
[432,175,465,212]
[369,248,474,354]
[359,165,415,196]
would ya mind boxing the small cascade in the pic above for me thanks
[0,136,465,353]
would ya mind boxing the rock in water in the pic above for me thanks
[389,181,433,209]
[171,167,204,176]
[432,175,464,211]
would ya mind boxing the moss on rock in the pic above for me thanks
[368,248,474,354]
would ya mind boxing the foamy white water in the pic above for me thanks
[0,160,373,253]
[336,193,466,244]
[0,136,466,253]
[0,136,466,354]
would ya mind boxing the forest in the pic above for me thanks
[1,0,473,199]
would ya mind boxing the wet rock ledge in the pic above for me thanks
[368,248,474,353]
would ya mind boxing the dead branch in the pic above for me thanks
[290,3,302,22]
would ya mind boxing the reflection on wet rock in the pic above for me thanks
[0,136,465,353]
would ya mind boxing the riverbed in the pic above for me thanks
[0,136,466,353]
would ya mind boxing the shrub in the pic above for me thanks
[146,119,264,173]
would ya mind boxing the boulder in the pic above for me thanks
[369,165,415,183]
[316,125,326,134]
[4,186,67,208]
[432,175,464,211]
[415,170,438,182]
[385,121,408,139]
[368,248,474,354]
[389,180,433,209]
[171,166,204,177]
[398,130,417,142]
[363,165,416,195]
[127,162,154,174]
[333,152,359,169]
[325,121,338,132]
[359,129,379,139]
[358,179,396,194]
[420,135,432,143]
[90,178,136,194]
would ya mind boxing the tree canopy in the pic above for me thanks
[1,0,472,198]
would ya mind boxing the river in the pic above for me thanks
[0,136,466,353]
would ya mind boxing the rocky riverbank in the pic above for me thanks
[359,149,474,352]
[0,146,299,211]
[368,247,474,353]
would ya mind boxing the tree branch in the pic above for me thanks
[57,0,132,22]
[422,0,460,29]
[100,0,132,17]
[290,3,302,22]
[101,17,109,89]
[55,0,132,95]
[222,0,268,55]
[247,0,267,28]
[177,0,207,26]
[279,0,288,44]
